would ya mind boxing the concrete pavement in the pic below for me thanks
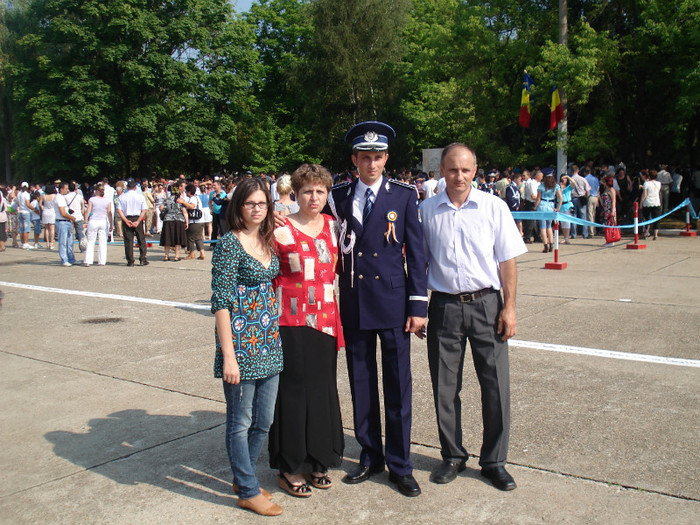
[0,232,698,523]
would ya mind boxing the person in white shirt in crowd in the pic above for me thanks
[522,169,542,243]
[655,165,673,214]
[101,177,116,241]
[83,183,113,266]
[569,165,591,239]
[41,184,57,250]
[420,143,526,492]
[182,183,206,260]
[55,182,77,266]
[16,182,34,249]
[65,182,86,251]
[422,171,438,200]
[670,167,684,208]
[272,174,299,217]
[640,170,662,240]
[116,178,149,266]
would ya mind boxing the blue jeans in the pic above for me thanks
[572,196,589,238]
[56,220,75,264]
[223,374,279,499]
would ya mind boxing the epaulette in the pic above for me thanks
[332,180,352,191]
[388,179,416,190]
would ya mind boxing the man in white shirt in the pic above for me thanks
[420,143,526,491]
[522,170,541,243]
[656,165,672,214]
[65,182,86,250]
[569,165,591,239]
[422,171,438,200]
[17,182,34,249]
[116,178,148,266]
[55,182,77,266]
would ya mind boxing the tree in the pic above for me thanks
[6,0,259,179]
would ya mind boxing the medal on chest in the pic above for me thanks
[385,210,399,243]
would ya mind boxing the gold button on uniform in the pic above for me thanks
[375,276,380,280]
[358,275,364,279]
[358,252,363,257]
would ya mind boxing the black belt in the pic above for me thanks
[542,199,554,202]
[434,288,495,303]
[56,219,70,222]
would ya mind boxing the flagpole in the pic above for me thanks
[556,0,568,180]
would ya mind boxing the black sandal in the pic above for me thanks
[306,472,332,489]
[277,474,312,498]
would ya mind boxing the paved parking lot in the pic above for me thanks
[1,233,698,523]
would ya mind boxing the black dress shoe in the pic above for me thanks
[481,466,517,491]
[342,464,384,485]
[388,472,421,497]
[431,458,467,484]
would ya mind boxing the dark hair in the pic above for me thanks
[185,183,196,195]
[58,182,69,191]
[68,181,77,192]
[226,178,275,248]
[291,163,333,193]
[44,184,56,195]
[440,143,478,167]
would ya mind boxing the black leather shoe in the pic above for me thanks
[431,458,467,484]
[388,472,421,497]
[342,464,384,485]
[481,466,517,491]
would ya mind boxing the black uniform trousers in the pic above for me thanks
[426,290,510,468]
[123,215,147,264]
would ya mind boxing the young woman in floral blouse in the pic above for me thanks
[211,177,283,517]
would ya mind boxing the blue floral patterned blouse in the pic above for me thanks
[211,231,283,380]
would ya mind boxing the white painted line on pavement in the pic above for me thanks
[510,340,700,368]
[0,280,211,311]
[2,280,698,368]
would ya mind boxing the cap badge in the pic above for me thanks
[363,131,378,143]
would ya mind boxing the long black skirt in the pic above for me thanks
[159,220,187,247]
[269,326,344,474]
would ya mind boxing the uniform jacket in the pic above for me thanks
[328,177,427,330]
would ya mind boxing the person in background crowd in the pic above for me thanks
[0,186,8,252]
[17,182,33,250]
[101,177,116,241]
[159,184,188,261]
[116,178,149,266]
[671,167,684,208]
[209,179,227,248]
[55,182,76,266]
[199,181,213,241]
[569,165,590,239]
[83,183,112,266]
[422,171,438,200]
[273,174,299,217]
[29,190,43,248]
[113,181,125,238]
[495,171,509,199]
[583,167,599,237]
[522,169,542,244]
[66,182,86,251]
[656,165,672,214]
[558,176,574,244]
[182,183,206,260]
[598,175,617,246]
[211,177,283,517]
[640,170,661,240]
[141,179,155,235]
[534,173,562,253]
[152,182,166,234]
[41,184,57,250]
[504,172,522,238]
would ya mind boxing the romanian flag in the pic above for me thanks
[550,82,564,130]
[519,72,533,128]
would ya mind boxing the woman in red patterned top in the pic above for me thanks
[269,163,344,498]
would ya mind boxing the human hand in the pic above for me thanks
[273,210,285,228]
[223,357,240,385]
[405,316,426,339]
[497,306,517,341]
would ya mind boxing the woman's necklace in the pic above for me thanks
[237,230,267,258]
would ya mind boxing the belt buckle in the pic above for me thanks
[458,292,476,303]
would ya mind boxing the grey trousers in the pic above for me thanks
[427,290,510,467]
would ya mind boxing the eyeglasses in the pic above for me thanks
[242,201,268,210]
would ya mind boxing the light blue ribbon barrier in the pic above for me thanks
[511,198,697,229]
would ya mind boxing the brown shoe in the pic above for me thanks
[185,253,196,260]
[238,494,282,516]
[233,483,272,501]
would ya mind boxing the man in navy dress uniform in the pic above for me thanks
[327,121,428,497]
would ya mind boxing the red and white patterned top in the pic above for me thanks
[273,214,344,349]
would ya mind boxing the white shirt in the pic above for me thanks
[17,190,32,214]
[117,189,147,216]
[570,174,591,197]
[88,196,111,221]
[422,178,438,199]
[103,184,116,210]
[65,192,84,221]
[436,178,447,194]
[55,193,70,219]
[642,180,661,207]
[420,188,527,294]
[353,178,383,225]
[523,178,540,202]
